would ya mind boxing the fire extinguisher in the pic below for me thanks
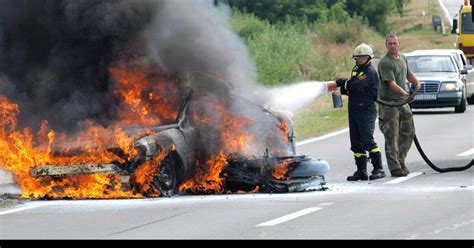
[325,81,343,108]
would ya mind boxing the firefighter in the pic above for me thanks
[335,43,385,181]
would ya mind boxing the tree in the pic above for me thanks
[346,0,395,33]
[222,0,337,23]
[395,0,411,17]
[222,0,397,33]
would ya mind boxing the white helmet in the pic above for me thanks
[353,43,374,58]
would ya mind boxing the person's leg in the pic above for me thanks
[379,105,406,176]
[359,108,385,180]
[398,105,415,174]
[348,114,368,181]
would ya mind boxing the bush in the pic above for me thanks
[232,13,323,86]
[315,17,369,45]
[230,12,382,86]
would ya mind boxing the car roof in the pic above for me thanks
[405,49,464,56]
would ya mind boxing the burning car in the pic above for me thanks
[0,1,329,199]
[27,88,329,198]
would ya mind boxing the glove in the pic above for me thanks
[335,78,347,87]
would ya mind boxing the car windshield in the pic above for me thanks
[407,55,456,73]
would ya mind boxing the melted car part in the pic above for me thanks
[30,163,123,177]
[223,155,328,193]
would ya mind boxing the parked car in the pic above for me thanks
[411,49,474,104]
[405,49,469,113]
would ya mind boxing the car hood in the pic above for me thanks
[414,72,458,81]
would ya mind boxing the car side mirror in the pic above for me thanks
[460,69,468,75]
[465,64,473,70]
[451,19,458,34]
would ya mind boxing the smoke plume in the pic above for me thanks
[0,0,263,134]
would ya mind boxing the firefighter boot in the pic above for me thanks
[369,151,385,180]
[347,156,368,181]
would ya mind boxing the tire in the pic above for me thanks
[455,90,467,113]
[153,156,178,197]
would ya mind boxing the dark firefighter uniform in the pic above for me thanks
[336,62,385,181]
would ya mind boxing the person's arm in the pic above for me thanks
[404,55,420,91]
[385,80,409,97]
[407,70,421,91]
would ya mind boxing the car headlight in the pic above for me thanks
[440,82,460,91]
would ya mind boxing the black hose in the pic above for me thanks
[413,134,473,172]
[376,86,419,107]
[376,88,473,173]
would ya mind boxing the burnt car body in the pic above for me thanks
[30,89,329,196]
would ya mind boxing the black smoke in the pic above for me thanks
[0,0,263,133]
[0,0,285,157]
[0,0,161,132]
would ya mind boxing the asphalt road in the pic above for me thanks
[1,104,472,239]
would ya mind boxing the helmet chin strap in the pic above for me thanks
[354,57,371,69]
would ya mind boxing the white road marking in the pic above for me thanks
[296,128,349,147]
[0,202,52,216]
[256,207,323,227]
[457,148,474,157]
[317,202,334,207]
[385,172,423,184]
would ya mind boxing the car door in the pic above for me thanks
[458,51,474,100]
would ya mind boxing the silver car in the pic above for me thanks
[405,50,469,113]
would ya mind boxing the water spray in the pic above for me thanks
[266,81,327,112]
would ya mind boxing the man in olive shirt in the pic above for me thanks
[378,33,420,177]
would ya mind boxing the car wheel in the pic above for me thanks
[455,90,467,113]
[153,156,178,197]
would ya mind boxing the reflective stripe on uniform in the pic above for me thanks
[354,153,367,158]
[352,71,364,77]
[370,148,381,153]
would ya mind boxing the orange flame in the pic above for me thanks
[191,95,255,155]
[0,58,295,198]
[178,151,227,194]
[0,95,142,198]
[109,63,182,127]
[130,148,168,197]
[272,160,290,180]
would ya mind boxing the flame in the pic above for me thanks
[176,94,257,193]
[178,151,227,194]
[191,95,255,155]
[0,95,143,198]
[0,59,295,198]
[130,148,168,197]
[0,58,189,199]
[272,160,290,180]
[232,185,260,194]
[278,120,289,138]
[110,63,182,127]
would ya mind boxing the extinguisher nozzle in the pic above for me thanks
[325,81,337,92]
